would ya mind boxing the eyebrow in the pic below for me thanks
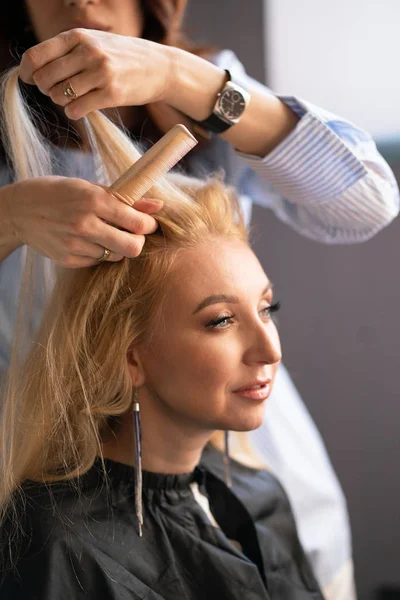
[193,283,272,314]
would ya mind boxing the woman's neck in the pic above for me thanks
[102,399,213,475]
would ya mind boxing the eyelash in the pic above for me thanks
[206,301,281,329]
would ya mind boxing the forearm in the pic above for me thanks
[167,48,299,158]
[0,183,23,262]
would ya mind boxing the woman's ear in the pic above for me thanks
[127,347,146,388]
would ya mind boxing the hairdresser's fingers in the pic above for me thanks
[55,206,147,259]
[47,61,108,107]
[19,29,86,85]
[96,186,164,216]
[32,35,121,96]
[99,202,160,236]
[49,72,97,108]
[51,234,125,267]
[68,240,125,264]
[133,198,164,215]
[94,223,146,259]
[31,49,87,97]
[92,246,123,264]
[49,242,124,269]
[64,88,113,120]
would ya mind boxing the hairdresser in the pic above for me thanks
[0,1,398,598]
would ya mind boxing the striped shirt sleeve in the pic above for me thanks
[237,95,399,244]
[212,50,400,244]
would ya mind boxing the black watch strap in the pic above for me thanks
[198,112,232,134]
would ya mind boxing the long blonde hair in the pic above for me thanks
[0,66,269,533]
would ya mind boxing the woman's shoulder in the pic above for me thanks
[0,473,177,599]
[2,481,94,553]
[0,522,109,599]
[0,482,117,599]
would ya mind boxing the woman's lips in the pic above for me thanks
[233,381,272,401]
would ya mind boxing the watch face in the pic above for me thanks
[219,88,246,120]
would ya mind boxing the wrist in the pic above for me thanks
[194,71,250,135]
[165,47,227,121]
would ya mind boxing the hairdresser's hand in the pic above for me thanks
[5,177,162,268]
[19,29,176,120]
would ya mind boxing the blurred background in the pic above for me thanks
[185,1,400,599]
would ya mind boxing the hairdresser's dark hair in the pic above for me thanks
[0,1,191,69]
[0,1,214,159]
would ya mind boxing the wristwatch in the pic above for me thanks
[195,70,250,135]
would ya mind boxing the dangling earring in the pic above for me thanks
[133,390,143,537]
[223,431,232,488]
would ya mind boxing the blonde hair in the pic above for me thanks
[0,66,268,534]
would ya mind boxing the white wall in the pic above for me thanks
[264,0,400,136]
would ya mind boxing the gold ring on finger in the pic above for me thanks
[63,80,78,99]
[97,247,111,263]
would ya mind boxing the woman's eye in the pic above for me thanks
[260,301,281,320]
[206,314,235,329]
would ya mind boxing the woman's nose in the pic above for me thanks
[243,322,282,366]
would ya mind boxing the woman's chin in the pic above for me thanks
[223,402,267,432]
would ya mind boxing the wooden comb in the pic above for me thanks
[108,124,198,206]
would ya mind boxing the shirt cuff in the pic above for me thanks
[236,96,368,206]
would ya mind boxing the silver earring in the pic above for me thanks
[223,431,232,488]
[133,390,143,537]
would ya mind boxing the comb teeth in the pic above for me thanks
[108,124,198,206]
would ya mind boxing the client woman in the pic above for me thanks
[0,85,323,598]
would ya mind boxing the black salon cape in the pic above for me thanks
[0,445,323,599]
